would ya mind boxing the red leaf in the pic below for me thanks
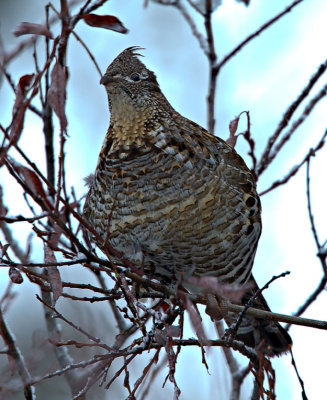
[9,267,23,284]
[9,104,26,148]
[11,161,52,209]
[6,74,35,152]
[13,22,53,38]
[48,62,67,131]
[0,73,39,168]
[44,243,62,304]
[227,115,241,148]
[229,116,240,136]
[83,14,128,34]
[18,74,35,92]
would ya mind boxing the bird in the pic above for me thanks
[82,46,292,355]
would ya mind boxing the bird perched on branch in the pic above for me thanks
[83,47,292,355]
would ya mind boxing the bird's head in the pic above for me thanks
[100,47,161,113]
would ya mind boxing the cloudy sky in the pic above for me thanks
[1,0,327,399]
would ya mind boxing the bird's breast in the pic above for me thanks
[83,145,261,285]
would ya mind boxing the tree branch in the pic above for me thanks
[0,307,35,400]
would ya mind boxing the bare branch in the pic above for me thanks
[260,127,327,196]
[175,2,208,54]
[260,82,327,174]
[0,307,35,399]
[228,302,327,331]
[258,58,327,176]
[285,276,327,331]
[204,0,218,133]
[216,0,305,71]
[215,321,250,400]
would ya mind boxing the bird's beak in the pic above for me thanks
[100,74,116,85]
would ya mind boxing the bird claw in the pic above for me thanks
[205,294,228,321]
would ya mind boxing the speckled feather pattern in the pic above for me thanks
[83,47,291,355]
[84,115,261,284]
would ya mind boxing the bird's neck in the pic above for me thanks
[108,94,170,150]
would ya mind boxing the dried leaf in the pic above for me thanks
[160,300,170,313]
[9,104,26,149]
[9,267,23,284]
[48,62,67,131]
[187,275,249,302]
[180,294,208,345]
[13,22,53,38]
[165,325,181,338]
[7,74,35,152]
[83,14,128,34]
[154,325,180,346]
[164,338,181,397]
[18,74,35,92]
[0,74,38,167]
[229,115,240,136]
[44,243,62,304]
[11,161,51,208]
[227,115,241,147]
[154,328,168,346]
[165,338,176,375]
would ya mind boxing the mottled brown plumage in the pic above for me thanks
[83,47,291,355]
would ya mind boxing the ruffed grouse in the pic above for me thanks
[83,47,291,355]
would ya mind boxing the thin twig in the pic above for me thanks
[0,307,35,400]
[37,294,112,350]
[285,276,327,331]
[229,271,290,339]
[72,31,102,76]
[175,2,208,54]
[216,0,305,71]
[204,0,218,133]
[40,286,84,397]
[262,82,327,172]
[215,320,249,400]
[260,128,327,196]
[283,158,327,329]
[290,348,308,400]
[228,302,327,330]
[258,58,327,176]
[306,158,321,249]
[1,0,82,66]
[95,271,128,332]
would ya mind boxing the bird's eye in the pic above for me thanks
[130,73,140,82]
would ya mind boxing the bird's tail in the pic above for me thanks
[224,275,292,356]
